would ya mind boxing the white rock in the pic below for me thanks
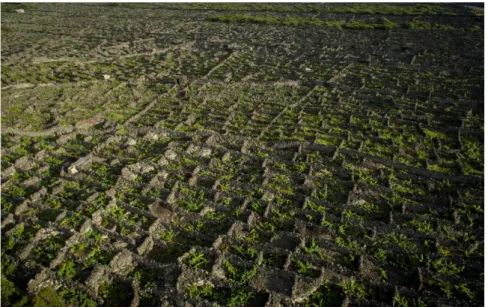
[35,150,48,161]
[164,149,178,160]
[24,176,40,187]
[126,138,137,146]
[157,171,169,181]
[353,199,367,206]
[68,165,78,175]
[110,250,134,274]
[141,164,155,173]
[158,157,169,166]
[15,9,25,13]
[3,166,16,178]
[121,168,137,181]
[200,148,212,158]
[103,74,111,80]
[143,132,159,141]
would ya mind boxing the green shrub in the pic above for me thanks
[208,14,464,31]
[466,25,481,31]
[33,287,64,307]
[406,20,456,30]
[1,275,18,306]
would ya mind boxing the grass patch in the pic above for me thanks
[208,14,474,31]
[166,3,467,15]
[208,15,396,30]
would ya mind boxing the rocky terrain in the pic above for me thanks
[1,3,484,307]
